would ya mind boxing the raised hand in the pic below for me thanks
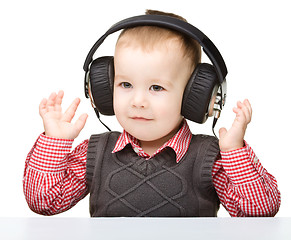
[219,99,252,152]
[39,90,88,140]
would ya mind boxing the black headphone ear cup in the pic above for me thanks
[89,56,115,115]
[182,63,218,123]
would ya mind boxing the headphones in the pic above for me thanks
[83,14,227,131]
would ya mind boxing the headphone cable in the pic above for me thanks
[94,108,111,131]
[212,117,218,139]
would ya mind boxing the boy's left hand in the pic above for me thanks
[219,99,252,152]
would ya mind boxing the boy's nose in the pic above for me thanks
[131,91,148,109]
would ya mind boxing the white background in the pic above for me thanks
[0,0,290,218]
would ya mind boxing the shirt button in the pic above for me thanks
[254,156,258,164]
[133,147,140,154]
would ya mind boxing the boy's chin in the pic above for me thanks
[128,131,157,142]
[127,129,174,144]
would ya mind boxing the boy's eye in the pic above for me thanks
[121,82,132,88]
[150,85,164,91]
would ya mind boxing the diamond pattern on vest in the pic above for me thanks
[86,132,220,217]
[104,149,188,216]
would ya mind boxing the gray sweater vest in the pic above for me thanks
[86,131,220,217]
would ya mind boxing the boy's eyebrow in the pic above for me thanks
[114,75,130,82]
[150,78,174,88]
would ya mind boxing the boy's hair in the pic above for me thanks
[116,9,201,69]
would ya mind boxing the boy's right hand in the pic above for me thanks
[39,90,88,140]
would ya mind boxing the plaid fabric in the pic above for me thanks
[23,122,281,216]
[112,120,192,162]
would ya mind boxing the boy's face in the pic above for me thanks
[113,39,192,146]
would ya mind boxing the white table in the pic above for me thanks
[1,217,290,239]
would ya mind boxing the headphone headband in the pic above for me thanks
[83,14,227,83]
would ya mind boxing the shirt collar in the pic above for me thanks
[112,119,192,163]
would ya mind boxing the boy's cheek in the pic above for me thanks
[113,92,125,111]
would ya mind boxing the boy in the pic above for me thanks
[23,10,280,217]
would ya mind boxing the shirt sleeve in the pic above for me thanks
[23,133,89,215]
[212,141,281,217]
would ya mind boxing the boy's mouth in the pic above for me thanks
[131,116,153,121]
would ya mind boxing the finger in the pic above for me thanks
[54,90,64,112]
[232,106,241,116]
[243,99,252,117]
[74,113,88,134]
[243,99,252,123]
[232,106,246,128]
[39,98,48,117]
[237,100,252,123]
[46,92,57,112]
[235,101,250,119]
[218,127,227,139]
[62,98,81,122]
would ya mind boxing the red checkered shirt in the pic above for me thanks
[23,121,281,216]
